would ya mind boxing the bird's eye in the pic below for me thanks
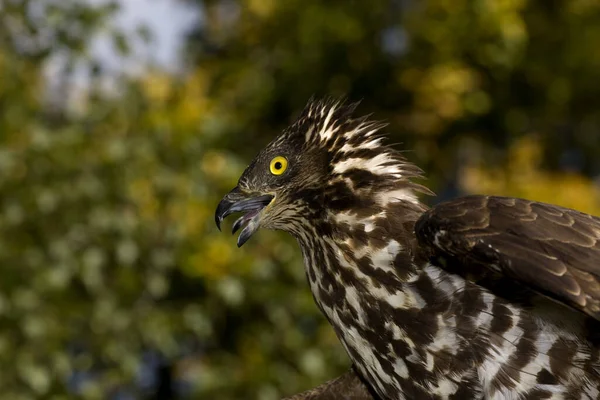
[269,156,288,175]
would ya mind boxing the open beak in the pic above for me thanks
[215,186,274,247]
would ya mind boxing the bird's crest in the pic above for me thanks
[280,98,433,202]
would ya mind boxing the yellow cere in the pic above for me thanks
[269,156,288,175]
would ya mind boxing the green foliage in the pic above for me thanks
[1,0,600,399]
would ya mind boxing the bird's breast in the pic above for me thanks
[299,235,600,399]
[299,230,475,398]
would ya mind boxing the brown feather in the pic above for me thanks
[415,195,600,320]
[283,369,377,400]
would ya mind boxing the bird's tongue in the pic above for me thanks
[235,210,261,248]
[231,209,260,235]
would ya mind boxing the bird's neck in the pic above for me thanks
[295,198,429,317]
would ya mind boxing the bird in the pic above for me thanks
[215,98,600,399]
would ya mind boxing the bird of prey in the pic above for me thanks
[215,98,600,399]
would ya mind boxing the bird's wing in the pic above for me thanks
[283,369,376,400]
[415,195,600,321]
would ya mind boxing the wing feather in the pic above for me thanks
[415,195,600,320]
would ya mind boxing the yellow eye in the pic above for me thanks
[269,156,288,175]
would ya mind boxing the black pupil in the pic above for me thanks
[274,162,282,170]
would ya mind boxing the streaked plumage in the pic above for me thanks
[215,99,600,399]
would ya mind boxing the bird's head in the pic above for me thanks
[215,98,431,247]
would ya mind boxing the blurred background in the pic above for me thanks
[1,0,600,398]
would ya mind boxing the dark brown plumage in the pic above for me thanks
[417,195,600,320]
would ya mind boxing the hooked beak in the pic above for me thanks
[215,186,274,247]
